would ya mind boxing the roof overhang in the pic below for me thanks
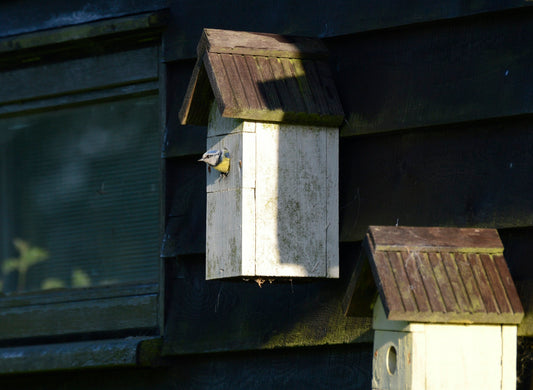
[344,226,524,325]
[179,28,344,127]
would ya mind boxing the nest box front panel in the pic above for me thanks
[204,106,339,280]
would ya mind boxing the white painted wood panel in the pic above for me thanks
[206,189,255,279]
[372,298,518,389]
[255,122,328,277]
[424,324,502,390]
[501,325,517,390]
[326,127,340,278]
[204,105,339,279]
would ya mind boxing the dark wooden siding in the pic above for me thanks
[0,1,533,389]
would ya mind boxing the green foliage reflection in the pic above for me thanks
[2,239,49,292]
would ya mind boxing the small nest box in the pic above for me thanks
[344,226,524,390]
[179,29,344,280]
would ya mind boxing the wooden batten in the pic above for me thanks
[179,28,344,127]
[344,226,524,325]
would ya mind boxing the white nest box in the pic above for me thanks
[179,29,344,280]
[344,226,525,390]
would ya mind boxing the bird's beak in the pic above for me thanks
[198,158,204,162]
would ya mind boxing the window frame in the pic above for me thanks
[0,12,167,347]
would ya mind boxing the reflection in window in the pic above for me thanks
[0,95,160,293]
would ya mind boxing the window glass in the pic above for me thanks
[0,95,160,294]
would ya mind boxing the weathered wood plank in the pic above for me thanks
[0,282,158,308]
[400,251,431,313]
[0,0,167,38]
[339,117,533,242]
[0,343,374,389]
[454,252,485,313]
[470,254,500,314]
[369,250,404,316]
[285,58,318,114]
[329,10,533,136]
[199,28,329,59]
[0,337,153,374]
[417,252,447,313]
[369,226,503,253]
[161,157,206,257]
[481,254,514,314]
[440,252,471,313]
[266,56,304,113]
[204,52,235,118]
[386,252,418,314]
[494,254,525,314]
[232,54,263,111]
[0,81,158,117]
[0,46,158,105]
[180,29,344,127]
[218,53,250,112]
[243,56,271,109]
[0,292,158,340]
[164,1,533,61]
[254,121,335,278]
[0,11,166,56]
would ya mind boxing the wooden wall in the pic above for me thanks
[1,1,533,389]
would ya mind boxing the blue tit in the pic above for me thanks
[198,147,231,174]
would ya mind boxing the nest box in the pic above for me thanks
[344,226,524,390]
[179,29,344,280]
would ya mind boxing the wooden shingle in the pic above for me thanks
[344,226,524,324]
[179,28,344,127]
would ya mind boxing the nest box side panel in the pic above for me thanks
[205,108,256,279]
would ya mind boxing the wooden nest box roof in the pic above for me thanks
[344,226,524,325]
[179,28,344,127]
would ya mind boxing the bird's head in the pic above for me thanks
[198,149,222,167]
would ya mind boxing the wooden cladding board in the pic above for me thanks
[163,250,372,356]
[0,46,158,105]
[162,1,533,61]
[0,284,159,340]
[329,10,533,136]
[338,116,533,242]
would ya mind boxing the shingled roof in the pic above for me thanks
[343,226,524,325]
[179,28,344,127]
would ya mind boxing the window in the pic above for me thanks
[0,14,164,343]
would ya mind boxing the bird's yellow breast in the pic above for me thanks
[213,156,230,173]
